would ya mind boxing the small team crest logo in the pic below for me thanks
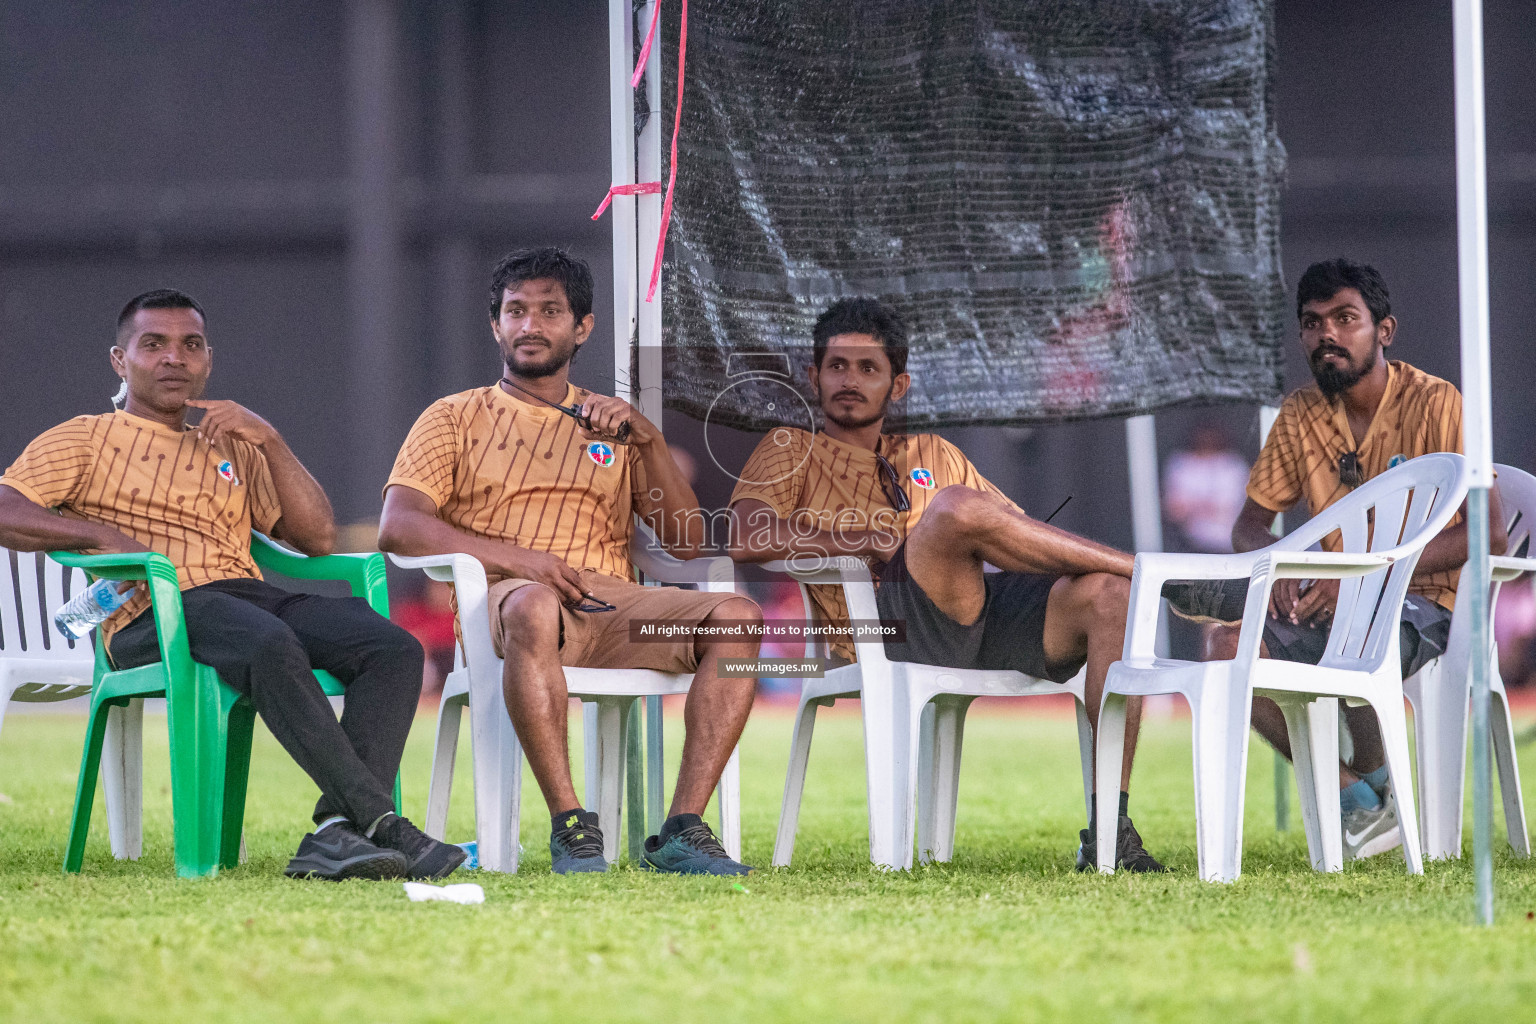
[910,467,935,490]
[586,442,615,468]
[217,460,240,486]
[1388,454,1406,468]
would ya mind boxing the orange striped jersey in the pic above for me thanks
[386,384,663,580]
[0,410,283,642]
[730,428,1018,660]
[1248,359,1465,609]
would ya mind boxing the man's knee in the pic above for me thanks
[499,584,562,649]
[706,595,762,624]
[1205,624,1241,660]
[919,485,1003,539]
[1078,572,1130,623]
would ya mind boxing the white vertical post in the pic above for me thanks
[608,0,638,403]
[635,0,664,427]
[1125,415,1167,657]
[1453,0,1496,926]
[1260,405,1289,831]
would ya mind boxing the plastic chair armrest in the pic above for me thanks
[387,551,486,587]
[1490,554,1536,583]
[251,534,389,614]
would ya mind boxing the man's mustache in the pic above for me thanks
[831,390,865,402]
[1311,344,1351,364]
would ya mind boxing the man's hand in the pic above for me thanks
[576,394,657,446]
[184,400,279,448]
[1270,577,1338,625]
[90,531,152,556]
[492,548,588,607]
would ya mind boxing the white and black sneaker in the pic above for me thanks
[1162,578,1248,624]
[1342,791,1403,862]
[284,821,407,881]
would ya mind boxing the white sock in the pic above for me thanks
[315,815,347,833]
[365,812,396,839]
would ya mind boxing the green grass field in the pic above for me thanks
[5,703,1536,1023]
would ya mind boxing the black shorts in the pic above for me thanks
[874,542,1081,684]
[1262,593,1452,679]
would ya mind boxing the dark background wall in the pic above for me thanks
[2,1,1532,547]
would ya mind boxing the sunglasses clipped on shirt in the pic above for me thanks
[1338,450,1364,489]
[874,440,911,513]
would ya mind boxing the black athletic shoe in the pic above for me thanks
[1075,815,1168,873]
[370,813,468,880]
[550,809,608,874]
[284,821,407,881]
[1162,578,1248,624]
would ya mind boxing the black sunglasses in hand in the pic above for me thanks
[573,594,617,614]
[1338,450,1363,488]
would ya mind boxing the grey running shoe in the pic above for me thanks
[1162,578,1248,624]
[1342,791,1403,861]
[1075,815,1168,873]
[642,814,753,876]
[550,809,609,874]
[371,813,468,880]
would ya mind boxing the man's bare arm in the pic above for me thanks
[726,498,897,564]
[0,485,147,554]
[376,484,587,606]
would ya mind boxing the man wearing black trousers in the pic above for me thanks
[0,289,462,881]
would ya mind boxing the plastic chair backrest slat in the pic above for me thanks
[0,548,19,655]
[1311,455,1464,671]
[13,548,48,655]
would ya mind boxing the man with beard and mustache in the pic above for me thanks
[727,297,1166,872]
[0,289,457,882]
[378,247,761,875]
[1164,257,1508,861]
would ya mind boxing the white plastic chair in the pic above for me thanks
[0,546,143,859]
[765,556,1093,871]
[391,521,742,872]
[1095,452,1470,882]
[1406,462,1536,860]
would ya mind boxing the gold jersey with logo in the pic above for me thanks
[0,410,283,642]
[1247,359,1465,609]
[730,428,1018,660]
[386,383,664,580]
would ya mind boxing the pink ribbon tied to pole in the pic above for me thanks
[591,0,688,303]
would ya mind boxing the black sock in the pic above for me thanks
[660,812,704,840]
[552,807,592,831]
[1119,791,1130,819]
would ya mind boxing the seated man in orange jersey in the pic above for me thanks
[378,247,760,875]
[726,298,1164,871]
[0,289,461,882]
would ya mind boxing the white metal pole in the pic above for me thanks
[1453,0,1496,926]
[608,0,638,404]
[1125,415,1168,658]
[1259,405,1290,831]
[632,0,667,836]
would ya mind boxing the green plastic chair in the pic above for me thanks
[54,535,399,879]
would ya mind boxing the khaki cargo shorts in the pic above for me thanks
[487,569,745,673]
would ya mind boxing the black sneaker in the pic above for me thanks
[642,813,753,875]
[1162,578,1248,624]
[370,813,468,880]
[1075,815,1168,873]
[550,809,608,874]
[284,821,407,881]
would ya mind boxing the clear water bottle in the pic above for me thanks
[53,579,136,640]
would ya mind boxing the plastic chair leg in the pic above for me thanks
[861,675,917,870]
[64,697,117,873]
[1370,694,1423,875]
[588,697,631,865]
[1282,697,1342,873]
[219,701,256,869]
[469,679,522,873]
[920,696,972,865]
[1187,685,1254,883]
[166,664,231,879]
[1094,691,1128,874]
[772,693,825,867]
[1073,697,1094,825]
[1490,674,1530,857]
[625,701,646,861]
[717,745,742,862]
[915,701,937,864]
[1407,661,1467,860]
[425,692,465,840]
[102,698,144,861]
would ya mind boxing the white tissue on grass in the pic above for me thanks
[403,882,485,904]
